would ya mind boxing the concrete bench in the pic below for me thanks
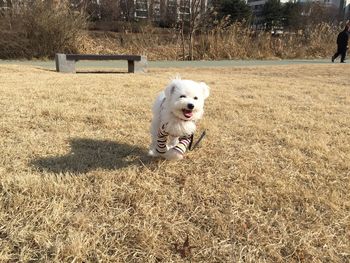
[55,54,147,73]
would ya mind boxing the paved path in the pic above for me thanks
[0,59,331,70]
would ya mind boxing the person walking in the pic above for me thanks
[332,24,349,63]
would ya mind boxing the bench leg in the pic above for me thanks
[128,60,134,73]
[55,53,76,73]
[128,56,147,73]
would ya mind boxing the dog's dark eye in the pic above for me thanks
[180,95,186,98]
[194,96,198,100]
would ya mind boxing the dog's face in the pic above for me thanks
[164,79,210,121]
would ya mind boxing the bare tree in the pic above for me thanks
[177,0,207,60]
[188,0,203,60]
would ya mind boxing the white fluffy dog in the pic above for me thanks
[149,78,210,160]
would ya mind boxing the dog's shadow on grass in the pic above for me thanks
[31,138,152,174]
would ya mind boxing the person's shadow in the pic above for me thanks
[31,138,152,174]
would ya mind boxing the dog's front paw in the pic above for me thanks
[148,149,162,158]
[164,148,183,161]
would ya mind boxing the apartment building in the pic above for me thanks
[298,0,341,8]
[133,0,210,21]
[342,0,350,18]
[247,0,348,26]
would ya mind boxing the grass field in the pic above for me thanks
[0,64,349,262]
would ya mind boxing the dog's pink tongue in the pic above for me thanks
[183,110,193,118]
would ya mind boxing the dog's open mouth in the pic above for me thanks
[182,109,193,119]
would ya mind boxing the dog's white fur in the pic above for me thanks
[149,78,210,160]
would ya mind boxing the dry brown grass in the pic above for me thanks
[0,64,349,262]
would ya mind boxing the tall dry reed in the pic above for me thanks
[75,22,341,60]
[192,22,340,60]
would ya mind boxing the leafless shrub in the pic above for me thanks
[22,1,86,58]
[0,0,86,59]
[0,30,31,59]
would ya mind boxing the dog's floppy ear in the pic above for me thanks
[199,82,210,99]
[165,83,176,98]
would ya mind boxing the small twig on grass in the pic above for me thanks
[174,235,197,259]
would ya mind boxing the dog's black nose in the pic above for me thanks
[187,103,194,110]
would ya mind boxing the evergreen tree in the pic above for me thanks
[262,0,282,29]
[282,2,304,30]
[217,0,252,23]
